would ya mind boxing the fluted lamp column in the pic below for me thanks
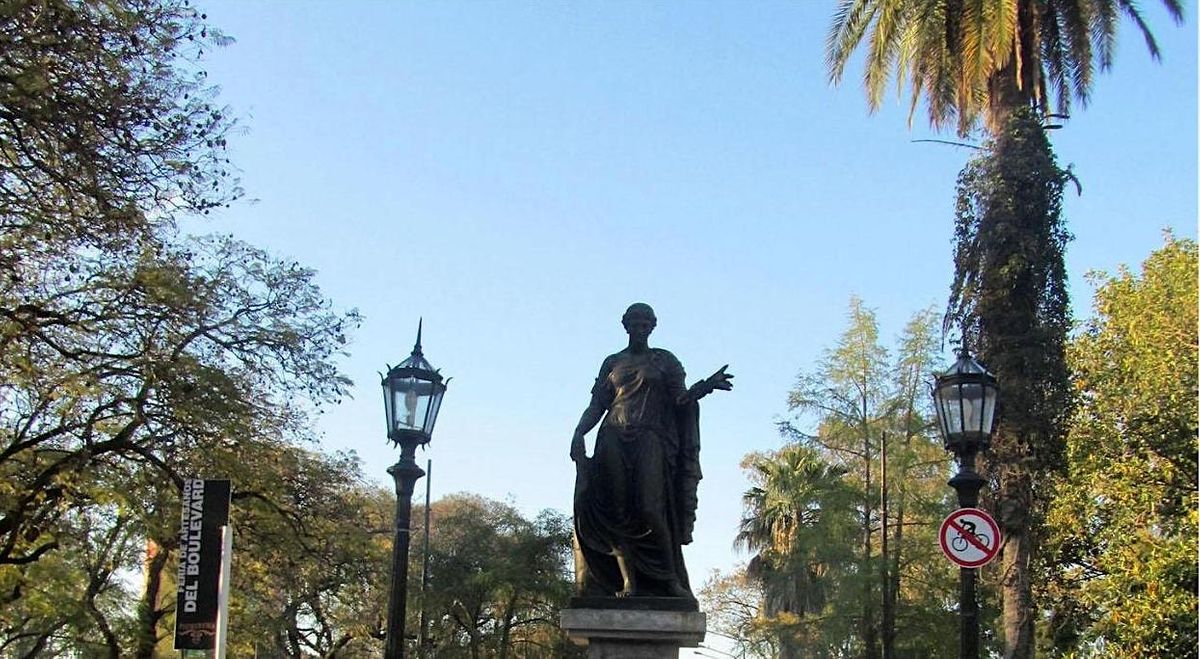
[381,321,448,659]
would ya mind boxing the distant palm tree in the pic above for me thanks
[826,0,1184,136]
[736,445,855,659]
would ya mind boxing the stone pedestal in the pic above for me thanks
[561,603,706,659]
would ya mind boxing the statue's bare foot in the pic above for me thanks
[613,550,635,598]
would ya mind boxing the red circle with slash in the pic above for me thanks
[939,507,1002,568]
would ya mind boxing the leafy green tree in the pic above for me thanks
[0,492,142,657]
[0,0,280,576]
[0,0,238,252]
[1,3,363,656]
[785,296,890,658]
[880,309,963,659]
[698,567,777,659]
[418,494,579,659]
[826,0,1183,135]
[0,234,355,599]
[1040,236,1197,657]
[226,450,392,659]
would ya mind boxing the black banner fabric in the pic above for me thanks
[174,479,231,650]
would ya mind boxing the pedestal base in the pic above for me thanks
[561,607,706,659]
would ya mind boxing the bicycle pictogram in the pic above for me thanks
[939,508,1001,568]
[949,520,991,552]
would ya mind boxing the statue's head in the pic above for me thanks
[622,303,657,337]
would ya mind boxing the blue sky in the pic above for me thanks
[195,1,1195,632]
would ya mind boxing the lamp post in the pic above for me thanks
[932,348,997,659]
[381,322,447,659]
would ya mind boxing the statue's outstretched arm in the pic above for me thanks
[678,364,734,405]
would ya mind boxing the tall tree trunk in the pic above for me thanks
[879,432,893,659]
[135,536,171,659]
[887,389,922,658]
[286,618,304,658]
[986,0,1041,133]
[887,480,904,658]
[780,638,800,659]
[998,463,1035,659]
[85,579,121,659]
[887,424,914,659]
[496,595,518,659]
[860,397,879,659]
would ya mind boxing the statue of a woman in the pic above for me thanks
[570,303,732,600]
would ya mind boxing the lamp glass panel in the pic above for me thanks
[933,389,949,437]
[960,382,984,433]
[424,386,444,435]
[391,377,433,433]
[381,379,395,435]
[937,381,964,435]
[981,385,996,435]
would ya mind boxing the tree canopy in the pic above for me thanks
[417,494,580,659]
[718,300,965,659]
[0,1,365,655]
[1040,235,1198,657]
[826,0,1184,134]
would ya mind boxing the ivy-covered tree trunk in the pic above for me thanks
[946,108,1073,659]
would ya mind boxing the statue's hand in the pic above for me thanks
[570,432,587,462]
[706,365,734,392]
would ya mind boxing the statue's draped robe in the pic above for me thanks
[573,348,701,598]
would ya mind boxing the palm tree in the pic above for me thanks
[736,445,856,659]
[825,3,1183,658]
[826,0,1184,136]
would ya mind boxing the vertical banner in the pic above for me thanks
[174,479,231,650]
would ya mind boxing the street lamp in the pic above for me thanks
[932,347,997,659]
[381,321,447,659]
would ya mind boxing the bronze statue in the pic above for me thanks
[570,303,732,601]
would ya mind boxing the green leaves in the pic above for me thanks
[825,0,1183,135]
[0,0,240,260]
[418,495,578,658]
[1040,236,1197,657]
[224,449,393,658]
[947,108,1073,479]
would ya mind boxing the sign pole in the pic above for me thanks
[947,450,987,659]
[418,459,432,659]
[215,525,233,659]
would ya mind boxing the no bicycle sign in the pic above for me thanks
[939,508,1001,568]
